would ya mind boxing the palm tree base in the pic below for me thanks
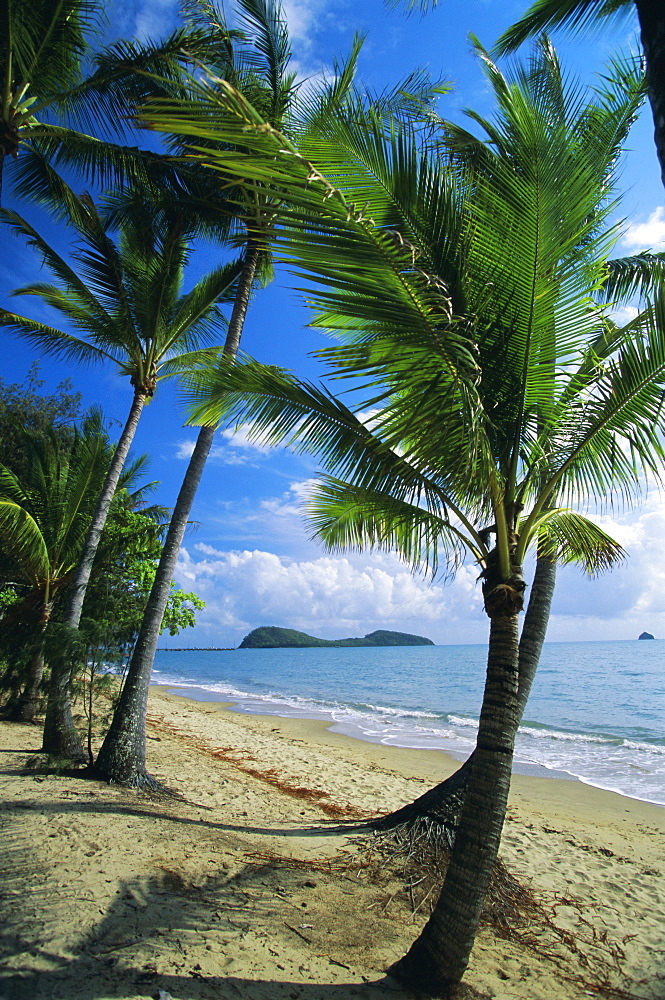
[93,737,163,789]
[95,766,163,790]
[41,729,88,764]
[388,953,463,998]
[370,755,470,837]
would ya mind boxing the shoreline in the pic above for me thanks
[2,686,664,999]
[156,682,665,809]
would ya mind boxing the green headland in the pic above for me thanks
[238,626,434,648]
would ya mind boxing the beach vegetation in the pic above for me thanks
[177,39,665,994]
[0,191,240,758]
[0,364,83,480]
[0,406,205,741]
[0,411,147,725]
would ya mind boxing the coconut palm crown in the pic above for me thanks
[0,0,242,207]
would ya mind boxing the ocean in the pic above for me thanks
[151,640,665,807]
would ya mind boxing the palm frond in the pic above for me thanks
[523,299,665,538]
[0,311,117,366]
[602,252,665,303]
[184,355,487,544]
[168,257,243,348]
[7,0,99,99]
[0,499,51,585]
[306,476,475,578]
[531,508,625,574]
[495,0,634,55]
[0,207,112,323]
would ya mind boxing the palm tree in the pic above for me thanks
[92,0,443,787]
[0,0,237,209]
[181,41,665,994]
[93,0,307,787]
[0,413,138,722]
[389,0,665,189]
[0,192,241,756]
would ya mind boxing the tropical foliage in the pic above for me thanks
[0,412,143,720]
[0,191,238,753]
[176,40,665,991]
[495,0,665,189]
[0,0,228,208]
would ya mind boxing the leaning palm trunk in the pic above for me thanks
[391,606,522,994]
[635,0,665,186]
[371,553,556,838]
[94,243,260,786]
[41,389,148,758]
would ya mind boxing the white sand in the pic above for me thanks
[0,685,663,1000]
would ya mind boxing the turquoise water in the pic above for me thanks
[152,640,665,806]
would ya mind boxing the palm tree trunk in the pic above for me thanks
[12,650,45,722]
[63,389,147,630]
[635,0,665,187]
[94,241,261,786]
[93,421,216,786]
[516,551,556,718]
[41,389,147,758]
[390,609,521,995]
[371,553,556,835]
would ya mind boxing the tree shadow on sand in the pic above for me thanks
[0,856,432,1000]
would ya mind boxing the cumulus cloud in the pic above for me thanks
[174,545,485,645]
[174,425,283,465]
[175,439,196,460]
[171,488,665,646]
[259,478,319,520]
[622,207,665,251]
[608,304,639,328]
[547,498,665,639]
[282,0,328,49]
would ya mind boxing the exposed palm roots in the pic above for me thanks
[248,827,652,1000]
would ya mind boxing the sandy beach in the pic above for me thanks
[1,685,664,1000]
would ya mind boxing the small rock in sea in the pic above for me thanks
[638,631,655,640]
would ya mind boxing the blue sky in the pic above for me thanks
[3,0,665,647]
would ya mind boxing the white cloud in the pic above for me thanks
[608,304,639,328]
[282,0,328,50]
[174,545,485,645]
[175,439,196,460]
[173,488,665,646]
[259,478,319,519]
[546,497,665,639]
[219,425,274,455]
[174,425,281,465]
[622,206,665,251]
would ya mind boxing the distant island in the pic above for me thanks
[638,631,655,640]
[239,626,435,649]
